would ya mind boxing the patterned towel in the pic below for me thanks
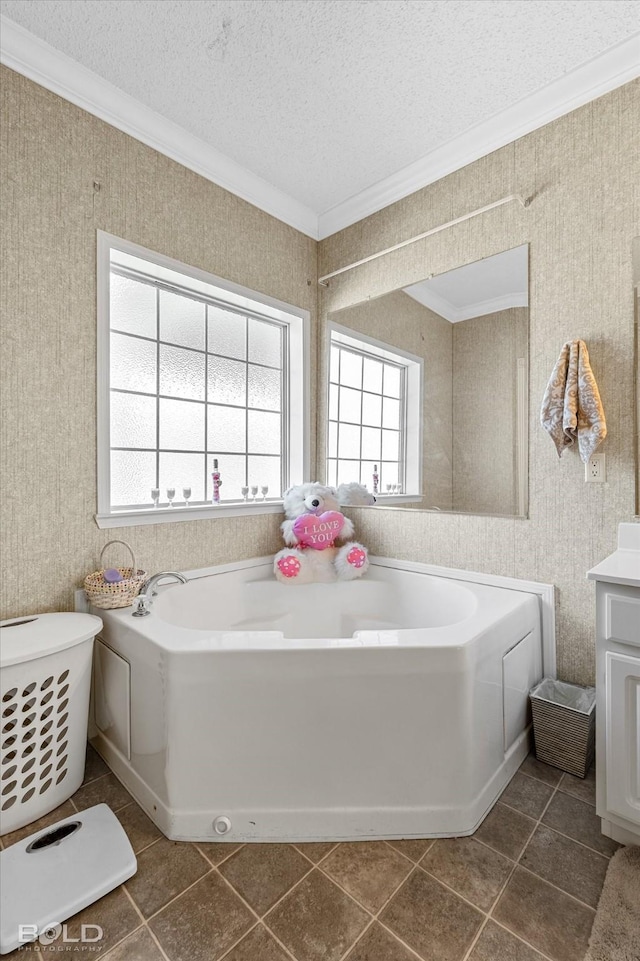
[540,340,606,463]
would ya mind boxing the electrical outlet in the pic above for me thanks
[585,453,606,483]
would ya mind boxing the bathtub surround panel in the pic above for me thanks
[318,80,640,685]
[89,557,544,842]
[0,65,317,619]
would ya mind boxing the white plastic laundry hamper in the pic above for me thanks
[0,613,102,836]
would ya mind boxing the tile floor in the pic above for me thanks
[1,747,617,961]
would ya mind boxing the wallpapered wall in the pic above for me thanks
[0,66,317,619]
[452,307,528,516]
[319,80,639,684]
[1,67,638,684]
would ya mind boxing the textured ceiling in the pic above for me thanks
[1,0,638,218]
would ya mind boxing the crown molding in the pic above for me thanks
[405,286,528,323]
[317,33,640,239]
[2,15,638,244]
[0,16,319,240]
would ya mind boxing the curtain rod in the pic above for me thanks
[318,193,532,287]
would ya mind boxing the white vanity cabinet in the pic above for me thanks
[588,523,640,847]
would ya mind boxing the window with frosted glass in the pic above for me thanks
[109,268,285,507]
[327,340,406,493]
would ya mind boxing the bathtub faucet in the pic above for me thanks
[141,571,188,597]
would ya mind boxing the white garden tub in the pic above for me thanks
[89,557,548,842]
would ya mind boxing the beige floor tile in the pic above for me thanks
[493,866,595,961]
[379,868,483,961]
[0,799,76,848]
[196,841,243,866]
[98,926,165,960]
[473,802,535,860]
[72,772,133,814]
[82,744,109,784]
[294,841,338,862]
[116,802,162,854]
[542,792,619,857]
[499,772,554,819]
[4,741,614,961]
[321,841,413,912]
[149,871,254,961]
[518,754,563,787]
[125,836,210,918]
[520,824,609,907]
[468,920,547,960]
[558,764,596,806]
[218,843,311,915]
[5,941,41,956]
[265,869,370,961]
[387,838,435,862]
[37,888,140,957]
[421,837,513,911]
[345,922,419,960]
[221,923,292,961]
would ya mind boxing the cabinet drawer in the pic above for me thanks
[606,594,640,647]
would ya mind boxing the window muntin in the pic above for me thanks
[327,325,422,497]
[327,342,406,491]
[97,233,308,523]
[108,267,285,508]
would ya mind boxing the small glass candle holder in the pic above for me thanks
[151,488,160,508]
[167,487,176,507]
[261,485,269,501]
[250,485,258,501]
[241,486,249,501]
[182,487,192,507]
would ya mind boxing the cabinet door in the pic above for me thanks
[606,651,640,825]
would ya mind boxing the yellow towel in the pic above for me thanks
[540,340,606,463]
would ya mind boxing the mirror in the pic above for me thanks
[323,245,529,516]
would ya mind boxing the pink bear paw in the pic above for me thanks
[346,547,367,569]
[277,555,302,578]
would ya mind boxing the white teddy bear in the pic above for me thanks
[274,482,375,584]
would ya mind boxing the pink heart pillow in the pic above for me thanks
[292,511,345,550]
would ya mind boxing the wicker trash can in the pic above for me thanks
[529,677,596,778]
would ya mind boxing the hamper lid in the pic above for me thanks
[0,613,102,668]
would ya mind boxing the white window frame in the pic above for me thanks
[328,323,423,503]
[96,231,310,527]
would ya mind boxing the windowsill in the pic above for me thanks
[370,494,423,506]
[95,495,420,527]
[95,500,284,528]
